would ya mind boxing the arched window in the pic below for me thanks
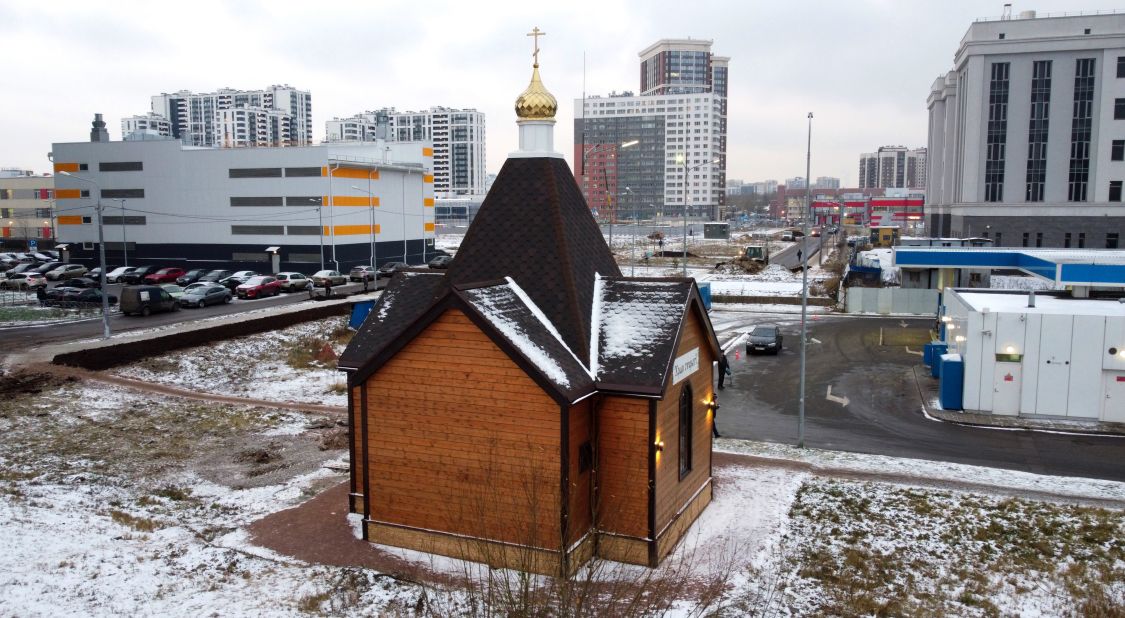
[678,383,693,479]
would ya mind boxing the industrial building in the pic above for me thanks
[926,11,1125,246]
[50,124,434,273]
[0,169,54,248]
[938,288,1124,423]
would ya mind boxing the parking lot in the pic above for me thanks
[714,312,1125,482]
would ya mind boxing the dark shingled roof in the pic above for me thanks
[337,272,447,370]
[458,281,595,403]
[446,157,620,362]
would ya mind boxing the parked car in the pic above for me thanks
[235,275,281,299]
[160,284,186,299]
[6,263,37,275]
[33,261,64,275]
[428,255,453,269]
[179,283,232,308]
[120,265,160,285]
[68,288,117,306]
[349,265,375,282]
[176,268,210,286]
[275,272,311,292]
[46,263,88,281]
[86,266,115,280]
[144,267,186,284]
[375,262,410,279]
[120,285,179,316]
[218,270,258,291]
[105,266,136,283]
[199,269,234,283]
[41,286,72,305]
[64,277,101,289]
[1,272,47,290]
[745,325,783,355]
[311,270,346,287]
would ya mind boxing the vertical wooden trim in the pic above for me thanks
[560,403,571,575]
[647,398,657,567]
[347,380,357,501]
[360,381,372,541]
[589,395,601,556]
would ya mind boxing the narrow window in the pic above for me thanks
[1118,56,1125,78]
[1022,232,1030,247]
[1108,233,1120,249]
[1114,140,1125,161]
[1036,232,1043,247]
[995,233,1003,247]
[678,383,693,480]
[1025,61,1051,202]
[1069,60,1097,201]
[985,63,1010,202]
[1079,233,1086,248]
[1065,232,1072,248]
[1111,181,1123,202]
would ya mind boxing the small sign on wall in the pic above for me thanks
[672,348,699,385]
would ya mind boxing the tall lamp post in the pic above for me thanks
[798,112,813,449]
[304,198,325,271]
[350,184,379,270]
[583,139,638,250]
[60,171,110,340]
[111,198,128,267]
[676,155,720,277]
[623,186,636,275]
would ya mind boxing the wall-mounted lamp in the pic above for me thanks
[941,316,952,323]
[705,397,720,413]
[955,335,966,343]
[654,439,665,452]
[1005,345,1017,354]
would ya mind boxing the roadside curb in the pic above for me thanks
[911,365,1125,437]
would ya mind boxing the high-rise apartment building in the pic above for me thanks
[815,176,841,190]
[574,38,729,220]
[122,85,313,148]
[326,107,487,197]
[926,12,1125,247]
[858,146,927,189]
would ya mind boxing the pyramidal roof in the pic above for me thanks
[447,157,620,360]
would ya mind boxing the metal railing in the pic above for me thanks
[976,9,1124,22]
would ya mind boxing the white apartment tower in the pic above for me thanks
[575,38,729,220]
[858,146,927,189]
[326,107,487,197]
[122,86,313,148]
[927,11,1125,248]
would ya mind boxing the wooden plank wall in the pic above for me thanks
[654,309,715,536]
[595,395,650,539]
[566,399,593,546]
[365,309,563,551]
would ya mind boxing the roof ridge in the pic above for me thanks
[588,273,604,377]
[503,276,594,379]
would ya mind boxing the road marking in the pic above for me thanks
[900,320,909,328]
[904,346,924,356]
[826,385,850,407]
[810,337,822,344]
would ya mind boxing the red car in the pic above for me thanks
[144,267,186,284]
[235,275,282,299]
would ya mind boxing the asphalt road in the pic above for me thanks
[771,236,823,269]
[1,278,386,351]
[714,314,1125,482]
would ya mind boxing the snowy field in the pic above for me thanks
[1,367,1121,615]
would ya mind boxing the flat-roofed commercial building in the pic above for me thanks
[50,136,435,272]
[0,169,55,248]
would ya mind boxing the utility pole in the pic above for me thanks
[798,112,812,449]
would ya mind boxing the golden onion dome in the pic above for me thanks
[515,64,557,120]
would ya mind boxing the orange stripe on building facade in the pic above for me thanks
[423,174,434,183]
[57,216,84,225]
[53,163,79,173]
[424,222,436,232]
[55,189,82,199]
[422,147,434,157]
[423,197,435,207]
[326,167,379,180]
[325,224,379,236]
[332,195,379,207]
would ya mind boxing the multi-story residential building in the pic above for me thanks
[815,176,841,190]
[927,11,1125,247]
[51,117,434,272]
[786,176,808,190]
[858,146,927,189]
[326,107,487,197]
[574,38,729,220]
[122,86,313,148]
[0,169,54,247]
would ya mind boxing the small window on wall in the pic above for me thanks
[1022,232,1030,247]
[1113,140,1125,161]
[1079,233,1086,248]
[1109,233,1120,249]
[78,163,88,171]
[678,383,693,480]
[996,353,1023,363]
[1065,232,1072,248]
[1111,181,1123,202]
[1118,56,1125,78]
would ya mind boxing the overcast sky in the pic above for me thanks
[1,0,1120,185]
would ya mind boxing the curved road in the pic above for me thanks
[716,315,1125,482]
[771,236,823,269]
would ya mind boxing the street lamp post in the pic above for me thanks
[308,198,325,271]
[676,155,720,277]
[60,171,110,340]
[350,183,379,270]
[112,198,128,267]
[798,112,813,449]
[623,186,636,276]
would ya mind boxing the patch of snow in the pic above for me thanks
[463,285,572,388]
[990,275,1056,291]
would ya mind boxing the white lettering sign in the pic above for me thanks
[139,291,150,302]
[672,348,699,385]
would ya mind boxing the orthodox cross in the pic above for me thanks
[527,27,546,65]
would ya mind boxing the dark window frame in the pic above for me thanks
[1108,233,1120,249]
[1113,140,1125,161]
[228,167,283,179]
[98,161,144,172]
[985,62,1010,202]
[1025,60,1051,202]
[678,383,693,480]
[1069,59,1097,202]
[1110,181,1123,202]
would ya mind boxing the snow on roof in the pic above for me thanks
[956,291,1125,317]
[462,282,583,389]
[591,277,693,387]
